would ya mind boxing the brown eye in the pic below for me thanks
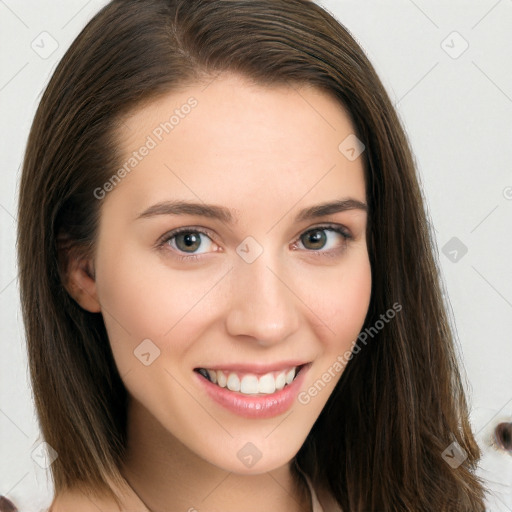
[298,226,351,252]
[301,229,327,250]
[161,228,217,257]
[175,231,202,252]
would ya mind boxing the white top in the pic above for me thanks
[303,472,343,512]
[307,476,325,512]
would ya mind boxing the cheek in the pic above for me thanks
[93,240,224,363]
[295,256,371,413]
[301,253,372,350]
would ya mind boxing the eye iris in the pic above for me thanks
[302,229,327,250]
[176,232,201,252]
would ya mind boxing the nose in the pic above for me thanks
[224,250,301,347]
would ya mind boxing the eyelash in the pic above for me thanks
[157,224,353,262]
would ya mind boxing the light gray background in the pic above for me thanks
[1,1,511,510]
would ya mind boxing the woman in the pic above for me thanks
[15,0,487,510]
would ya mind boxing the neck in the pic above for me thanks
[120,397,311,512]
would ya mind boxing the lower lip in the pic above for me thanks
[195,365,310,419]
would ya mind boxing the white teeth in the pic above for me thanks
[240,375,259,394]
[275,371,286,391]
[285,368,296,385]
[201,366,301,395]
[227,372,241,392]
[207,370,217,384]
[217,371,227,388]
[258,373,276,394]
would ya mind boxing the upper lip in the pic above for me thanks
[195,361,309,375]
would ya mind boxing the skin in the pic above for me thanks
[62,73,372,511]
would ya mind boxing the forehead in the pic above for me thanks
[107,73,366,222]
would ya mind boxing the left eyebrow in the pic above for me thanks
[135,198,368,224]
[294,199,368,222]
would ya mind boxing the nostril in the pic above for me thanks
[0,496,18,512]
[494,422,512,452]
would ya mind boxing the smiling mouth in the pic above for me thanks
[194,364,306,396]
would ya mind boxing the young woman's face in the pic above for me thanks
[88,73,371,474]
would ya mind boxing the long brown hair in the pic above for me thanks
[17,0,487,509]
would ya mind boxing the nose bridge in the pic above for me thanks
[225,246,300,345]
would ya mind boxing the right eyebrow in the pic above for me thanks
[136,200,237,224]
